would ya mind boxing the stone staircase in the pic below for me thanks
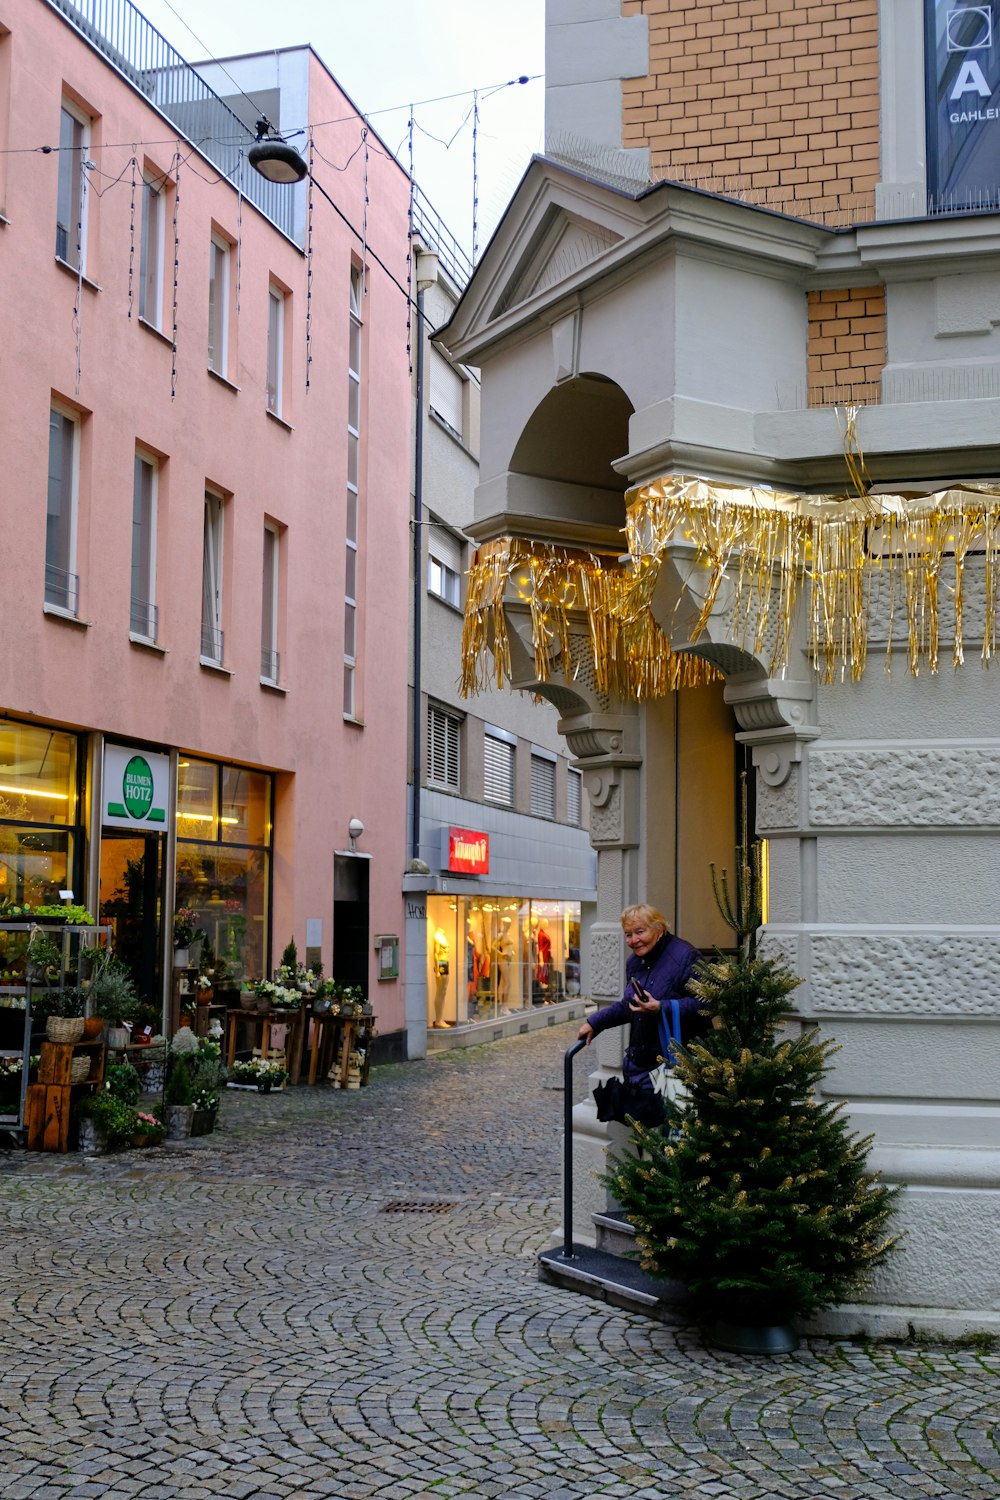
[538,1209,688,1324]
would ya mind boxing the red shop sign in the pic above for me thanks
[448,827,489,875]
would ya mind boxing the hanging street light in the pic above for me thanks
[248,118,307,183]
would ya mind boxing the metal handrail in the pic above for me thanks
[559,1038,588,1261]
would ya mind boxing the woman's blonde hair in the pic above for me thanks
[620,903,669,938]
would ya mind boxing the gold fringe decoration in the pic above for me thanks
[460,478,1000,698]
[460,537,722,700]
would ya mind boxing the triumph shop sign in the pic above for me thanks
[446,827,489,876]
[926,3,1000,207]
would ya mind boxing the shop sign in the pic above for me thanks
[447,826,489,875]
[925,1,1000,207]
[103,744,169,829]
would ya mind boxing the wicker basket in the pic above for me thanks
[46,1015,85,1044]
[69,1054,92,1084]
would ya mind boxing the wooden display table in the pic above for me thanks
[226,1006,307,1085]
[26,1039,105,1153]
[306,1012,374,1088]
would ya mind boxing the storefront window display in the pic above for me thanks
[0,723,80,907]
[175,759,272,990]
[427,895,581,1028]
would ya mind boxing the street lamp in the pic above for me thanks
[248,119,307,183]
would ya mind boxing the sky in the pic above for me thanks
[137,0,546,261]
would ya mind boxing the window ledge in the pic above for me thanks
[55,257,101,293]
[266,409,294,433]
[428,592,464,616]
[207,368,240,394]
[429,408,477,459]
[43,603,89,628]
[138,316,174,349]
[343,714,365,729]
[260,677,286,694]
[200,656,232,675]
[130,633,167,654]
[426,780,461,795]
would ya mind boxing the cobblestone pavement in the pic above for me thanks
[1,1023,998,1500]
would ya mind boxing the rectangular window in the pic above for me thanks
[344,265,363,716]
[428,705,460,790]
[201,491,224,663]
[261,524,279,683]
[428,555,460,607]
[45,406,79,614]
[530,753,556,820]
[484,732,515,806]
[208,234,229,375]
[130,452,158,641]
[266,285,284,416]
[429,349,465,439]
[139,173,164,328]
[567,767,582,827]
[56,103,89,269]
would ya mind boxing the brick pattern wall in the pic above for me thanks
[621,0,880,222]
[806,287,886,406]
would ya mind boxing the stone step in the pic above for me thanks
[593,1209,637,1258]
[538,1243,687,1324]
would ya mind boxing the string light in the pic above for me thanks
[170,147,181,402]
[305,129,314,393]
[127,152,137,320]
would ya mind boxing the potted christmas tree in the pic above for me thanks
[607,783,898,1353]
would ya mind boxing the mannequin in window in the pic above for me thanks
[495,919,512,1010]
[536,921,551,987]
[432,929,451,1027]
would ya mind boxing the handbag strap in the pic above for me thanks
[658,998,682,1062]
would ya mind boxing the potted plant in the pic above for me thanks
[31,985,88,1043]
[172,907,204,967]
[77,1091,137,1153]
[26,930,63,987]
[131,1109,164,1147]
[163,1053,196,1138]
[606,800,898,1353]
[86,951,141,1048]
[189,1037,225,1134]
[227,1057,287,1092]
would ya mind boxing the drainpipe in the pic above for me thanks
[410,250,439,864]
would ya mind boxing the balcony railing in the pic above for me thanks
[200,623,224,664]
[45,563,80,615]
[47,0,295,241]
[130,596,159,642]
[412,185,473,290]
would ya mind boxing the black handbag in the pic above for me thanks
[592,1075,665,1127]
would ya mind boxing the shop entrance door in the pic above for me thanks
[98,831,164,1008]
[333,854,369,992]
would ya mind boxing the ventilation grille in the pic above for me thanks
[381,1200,456,1215]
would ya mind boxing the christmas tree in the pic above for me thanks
[607,784,898,1327]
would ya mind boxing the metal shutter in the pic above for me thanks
[483,734,514,804]
[530,754,555,818]
[428,707,459,788]
[567,767,582,826]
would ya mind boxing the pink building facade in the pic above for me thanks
[0,0,413,1052]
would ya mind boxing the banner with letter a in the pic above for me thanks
[926,1,1000,208]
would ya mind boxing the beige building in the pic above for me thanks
[440,0,1000,1335]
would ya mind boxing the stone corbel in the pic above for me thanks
[724,673,819,787]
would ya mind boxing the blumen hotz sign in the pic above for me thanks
[926,3,1000,207]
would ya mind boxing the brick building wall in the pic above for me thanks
[806,287,887,406]
[621,0,880,222]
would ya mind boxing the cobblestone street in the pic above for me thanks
[1,1023,998,1500]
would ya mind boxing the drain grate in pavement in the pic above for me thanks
[382,1200,456,1214]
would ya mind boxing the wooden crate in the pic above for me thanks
[26,1083,72,1152]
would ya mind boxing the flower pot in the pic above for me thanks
[165,1103,195,1140]
[190,1107,217,1137]
[239,991,256,1010]
[708,1320,799,1356]
[106,1025,129,1051]
[78,1118,107,1155]
[46,1015,85,1044]
[82,1015,104,1040]
[173,948,189,968]
[188,939,203,967]
[131,1131,164,1148]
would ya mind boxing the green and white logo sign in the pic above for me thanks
[104,744,169,828]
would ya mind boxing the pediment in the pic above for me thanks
[491,208,623,319]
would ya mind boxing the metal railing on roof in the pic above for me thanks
[412,184,473,291]
[46,0,296,240]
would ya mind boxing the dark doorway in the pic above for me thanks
[99,832,164,1008]
[333,854,370,994]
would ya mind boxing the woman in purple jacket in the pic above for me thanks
[578,903,704,1123]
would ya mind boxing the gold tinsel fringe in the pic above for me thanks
[461,478,1000,699]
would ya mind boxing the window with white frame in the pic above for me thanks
[55,103,89,270]
[45,405,80,615]
[130,451,158,641]
[208,234,229,376]
[428,527,462,608]
[427,705,460,790]
[344,264,363,717]
[530,751,556,820]
[484,730,515,806]
[266,285,284,416]
[261,523,279,683]
[139,172,164,328]
[201,490,224,663]
[429,348,465,440]
[567,767,582,827]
